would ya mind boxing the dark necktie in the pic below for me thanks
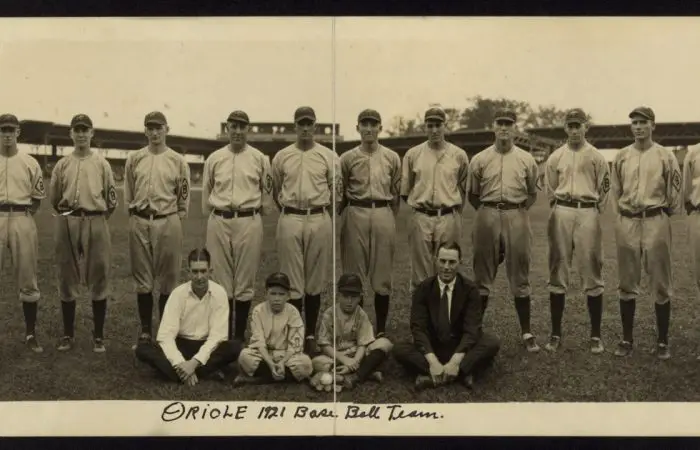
[439,285,451,341]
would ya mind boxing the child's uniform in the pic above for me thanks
[238,301,313,381]
[312,304,393,374]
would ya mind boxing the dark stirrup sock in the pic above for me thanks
[514,296,532,335]
[374,294,390,334]
[234,301,251,341]
[137,292,153,334]
[620,299,636,343]
[22,301,38,336]
[92,299,107,339]
[61,301,76,337]
[549,293,565,337]
[587,295,603,338]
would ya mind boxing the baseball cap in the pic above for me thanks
[144,111,167,126]
[266,272,291,291]
[424,107,446,122]
[294,106,316,123]
[0,114,20,128]
[70,114,93,128]
[227,110,250,124]
[357,109,382,123]
[629,106,655,121]
[337,273,363,295]
[565,108,588,124]
[494,108,517,123]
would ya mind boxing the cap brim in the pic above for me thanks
[628,112,652,120]
[145,120,166,125]
[72,122,92,128]
[295,115,316,122]
[339,288,363,295]
[495,117,515,123]
[424,115,445,122]
[0,123,19,128]
[267,282,290,290]
[358,116,381,123]
[228,118,249,124]
[565,118,585,124]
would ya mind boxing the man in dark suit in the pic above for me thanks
[393,241,501,390]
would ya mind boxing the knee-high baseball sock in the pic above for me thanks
[655,301,670,345]
[254,362,275,382]
[137,292,153,334]
[22,301,37,336]
[234,301,251,341]
[158,294,169,319]
[587,295,603,339]
[620,299,636,343]
[481,295,489,316]
[61,301,76,338]
[92,299,107,339]
[227,298,234,340]
[549,293,565,337]
[514,296,532,335]
[356,349,386,381]
[289,298,303,314]
[304,294,321,338]
[374,294,390,334]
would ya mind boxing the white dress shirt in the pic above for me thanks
[156,280,229,366]
[437,277,456,319]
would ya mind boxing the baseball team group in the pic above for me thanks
[0,101,697,392]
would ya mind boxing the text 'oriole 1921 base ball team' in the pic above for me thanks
[0,104,696,392]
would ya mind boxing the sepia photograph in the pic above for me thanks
[1,16,700,436]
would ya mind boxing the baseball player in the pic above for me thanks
[611,106,682,359]
[203,110,273,342]
[235,272,313,384]
[49,114,118,353]
[311,273,393,389]
[684,142,700,359]
[543,108,610,354]
[0,114,45,353]
[271,106,342,353]
[467,108,541,352]
[124,111,191,347]
[400,107,470,291]
[339,109,401,336]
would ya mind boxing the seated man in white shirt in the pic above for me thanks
[135,248,241,385]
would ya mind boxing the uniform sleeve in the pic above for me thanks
[457,150,470,206]
[247,305,267,350]
[29,158,46,200]
[49,159,63,211]
[316,308,334,347]
[123,153,135,212]
[201,154,214,216]
[666,149,683,216]
[399,149,414,198]
[260,153,275,215]
[355,310,375,348]
[610,151,624,215]
[544,152,559,204]
[525,155,539,195]
[339,153,350,207]
[286,307,305,355]
[683,147,696,209]
[103,159,118,212]
[156,292,186,366]
[176,157,191,219]
[193,293,229,366]
[596,153,611,212]
[271,153,283,210]
[390,152,402,214]
[466,155,481,197]
[328,150,343,206]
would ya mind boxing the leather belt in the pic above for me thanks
[213,208,261,219]
[413,205,458,216]
[555,199,597,209]
[481,202,522,211]
[67,209,104,217]
[348,199,392,208]
[619,207,666,219]
[0,204,30,212]
[281,206,329,215]
[131,209,176,220]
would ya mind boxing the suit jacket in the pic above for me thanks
[410,272,484,356]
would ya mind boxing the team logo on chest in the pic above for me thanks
[108,185,117,207]
[265,174,273,194]
[602,173,611,193]
[180,177,189,200]
[672,169,682,193]
[34,176,45,195]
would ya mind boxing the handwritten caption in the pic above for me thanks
[161,402,444,423]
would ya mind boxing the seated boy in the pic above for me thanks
[235,272,313,384]
[312,273,393,390]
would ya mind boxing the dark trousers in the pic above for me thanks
[393,332,500,378]
[136,337,241,382]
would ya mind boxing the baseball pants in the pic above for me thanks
[206,212,263,302]
[690,211,700,296]
[472,206,532,297]
[311,337,393,373]
[55,214,111,301]
[129,214,183,295]
[547,205,604,297]
[238,347,313,381]
[340,205,395,295]
[615,212,673,304]
[276,211,332,300]
[135,338,241,382]
[408,209,462,290]
[0,211,40,303]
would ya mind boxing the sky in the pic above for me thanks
[2,17,700,144]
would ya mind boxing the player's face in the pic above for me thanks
[145,123,168,145]
[630,117,654,141]
[227,121,249,145]
[295,119,316,143]
[0,126,19,147]
[266,286,290,314]
[357,119,381,144]
[338,292,361,314]
[425,120,445,143]
[436,248,460,283]
[70,126,94,148]
[565,122,587,144]
[188,260,211,291]
[494,119,514,141]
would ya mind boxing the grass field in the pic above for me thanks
[2,188,700,403]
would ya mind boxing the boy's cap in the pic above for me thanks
[266,272,291,290]
[337,273,363,294]
[144,111,167,126]
[70,114,93,128]
[0,114,20,128]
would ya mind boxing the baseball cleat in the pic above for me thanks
[232,374,263,387]
[131,332,152,351]
[462,374,474,390]
[655,343,671,360]
[93,338,106,353]
[56,336,74,352]
[523,333,540,353]
[589,337,604,354]
[25,335,43,353]
[369,371,383,383]
[614,341,633,357]
[544,336,561,352]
